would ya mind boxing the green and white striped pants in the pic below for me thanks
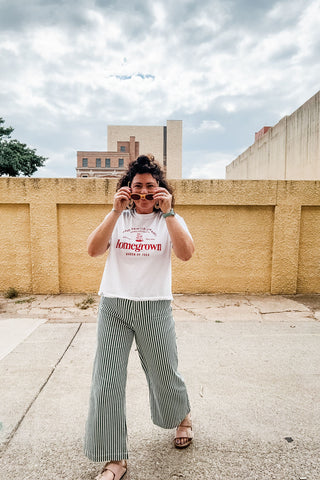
[84,296,191,462]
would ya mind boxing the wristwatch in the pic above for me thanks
[163,208,175,218]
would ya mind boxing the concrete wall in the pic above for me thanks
[1,178,320,295]
[226,90,320,179]
[166,120,182,179]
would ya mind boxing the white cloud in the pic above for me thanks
[186,152,235,179]
[31,27,71,61]
[152,2,167,28]
[34,148,76,178]
[222,102,237,113]
[189,120,224,133]
[267,0,307,22]
[0,0,319,178]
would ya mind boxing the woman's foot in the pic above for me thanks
[174,413,193,448]
[96,460,127,480]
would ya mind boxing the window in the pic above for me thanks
[82,158,88,167]
[96,158,101,167]
[118,158,124,168]
[120,146,126,152]
[105,158,111,168]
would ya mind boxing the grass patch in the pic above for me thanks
[14,297,36,304]
[4,287,19,299]
[76,294,96,310]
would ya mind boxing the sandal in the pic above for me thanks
[96,460,127,480]
[174,418,194,449]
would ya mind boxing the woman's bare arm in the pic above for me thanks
[164,216,195,261]
[87,187,131,257]
[153,187,195,261]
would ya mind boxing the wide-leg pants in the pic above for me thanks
[84,296,191,462]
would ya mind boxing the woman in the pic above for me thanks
[84,154,195,480]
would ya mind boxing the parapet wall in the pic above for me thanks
[1,178,320,294]
[226,90,320,179]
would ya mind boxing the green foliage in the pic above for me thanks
[14,297,36,304]
[0,120,13,138]
[76,294,96,310]
[4,287,19,299]
[0,117,47,177]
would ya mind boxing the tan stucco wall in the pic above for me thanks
[226,90,320,179]
[1,178,320,294]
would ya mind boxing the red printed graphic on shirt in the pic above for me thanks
[116,239,162,252]
[116,225,162,257]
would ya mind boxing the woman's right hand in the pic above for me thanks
[87,186,131,257]
[113,187,131,212]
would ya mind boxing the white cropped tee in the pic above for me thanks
[98,210,191,301]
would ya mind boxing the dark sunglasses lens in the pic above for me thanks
[131,193,154,200]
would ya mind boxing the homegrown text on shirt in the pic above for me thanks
[98,210,191,301]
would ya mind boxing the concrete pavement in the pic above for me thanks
[0,293,320,480]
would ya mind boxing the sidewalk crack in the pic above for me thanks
[261,309,312,314]
[0,323,82,454]
[180,307,208,321]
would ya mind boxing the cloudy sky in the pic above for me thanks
[1,0,320,178]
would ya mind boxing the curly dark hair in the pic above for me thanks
[116,154,175,209]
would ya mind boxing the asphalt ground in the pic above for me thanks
[0,293,320,480]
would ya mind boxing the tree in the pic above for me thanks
[0,117,47,177]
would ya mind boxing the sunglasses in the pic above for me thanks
[130,193,154,200]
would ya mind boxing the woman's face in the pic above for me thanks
[131,173,158,214]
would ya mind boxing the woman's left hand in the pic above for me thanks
[154,187,195,261]
[153,187,172,213]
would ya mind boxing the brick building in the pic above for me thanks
[76,136,139,179]
[76,120,182,179]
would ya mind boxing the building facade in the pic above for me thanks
[226,90,320,180]
[76,136,139,179]
[76,120,182,179]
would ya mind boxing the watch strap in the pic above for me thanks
[163,208,175,218]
